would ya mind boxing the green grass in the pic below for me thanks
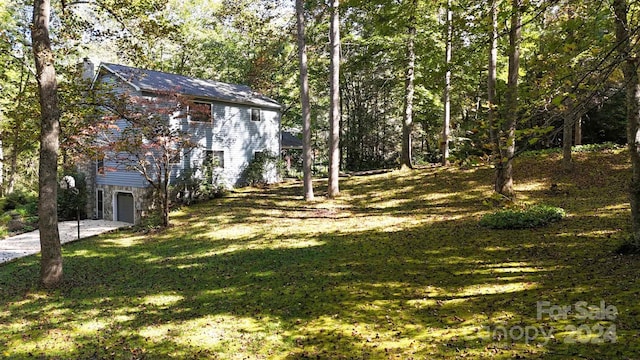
[1,149,639,359]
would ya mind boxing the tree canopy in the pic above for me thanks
[0,0,637,229]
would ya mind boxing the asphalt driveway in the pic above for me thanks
[0,220,131,264]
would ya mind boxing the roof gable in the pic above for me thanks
[98,63,281,110]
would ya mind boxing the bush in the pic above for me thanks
[172,168,227,206]
[57,170,88,221]
[520,142,623,158]
[0,190,39,235]
[616,241,640,255]
[241,152,283,187]
[3,190,37,213]
[480,205,566,229]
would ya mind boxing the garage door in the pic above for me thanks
[116,193,135,223]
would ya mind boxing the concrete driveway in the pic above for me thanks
[0,220,131,264]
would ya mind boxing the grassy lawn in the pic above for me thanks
[1,150,639,359]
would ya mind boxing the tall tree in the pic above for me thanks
[32,0,62,287]
[488,0,498,166]
[494,0,521,199]
[328,0,340,198]
[562,102,575,170]
[613,0,640,243]
[441,0,452,166]
[296,0,314,201]
[401,0,417,169]
[561,8,576,171]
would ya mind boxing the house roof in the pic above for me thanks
[282,131,303,149]
[98,63,282,110]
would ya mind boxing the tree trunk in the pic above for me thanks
[32,0,62,288]
[488,0,499,166]
[162,163,169,227]
[562,108,574,171]
[441,0,452,166]
[574,116,582,145]
[495,0,521,199]
[614,0,640,241]
[328,0,340,198]
[7,141,18,194]
[296,0,314,201]
[562,8,576,171]
[401,0,417,169]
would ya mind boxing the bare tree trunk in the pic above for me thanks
[562,106,574,171]
[495,0,521,199]
[7,144,17,194]
[162,161,170,227]
[32,0,62,288]
[614,0,640,241]
[488,0,498,156]
[562,8,576,171]
[296,0,314,201]
[574,116,582,145]
[328,0,340,198]
[442,0,452,166]
[401,0,417,169]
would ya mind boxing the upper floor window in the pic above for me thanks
[189,102,212,122]
[97,156,105,175]
[251,108,262,122]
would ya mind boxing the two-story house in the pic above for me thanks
[82,60,282,224]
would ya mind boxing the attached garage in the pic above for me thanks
[116,192,135,223]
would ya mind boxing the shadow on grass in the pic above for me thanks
[0,151,638,359]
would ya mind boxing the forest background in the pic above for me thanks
[0,0,628,196]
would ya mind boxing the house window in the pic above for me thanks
[96,189,104,220]
[189,102,212,122]
[97,156,105,175]
[251,108,261,122]
[203,150,224,184]
[205,150,224,168]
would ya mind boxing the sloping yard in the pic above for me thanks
[0,149,638,359]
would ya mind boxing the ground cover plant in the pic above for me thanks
[479,204,566,229]
[0,149,639,359]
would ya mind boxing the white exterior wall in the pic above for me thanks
[85,69,281,224]
[172,102,281,188]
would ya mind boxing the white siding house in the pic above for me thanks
[83,61,282,224]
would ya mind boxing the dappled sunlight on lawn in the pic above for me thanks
[0,151,639,358]
[137,315,288,357]
[174,236,327,258]
[453,281,538,297]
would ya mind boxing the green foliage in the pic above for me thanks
[57,170,88,221]
[134,209,165,233]
[0,189,38,235]
[480,204,566,229]
[616,237,640,255]
[572,142,625,153]
[3,190,37,213]
[172,168,228,206]
[240,151,283,187]
[520,141,623,158]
